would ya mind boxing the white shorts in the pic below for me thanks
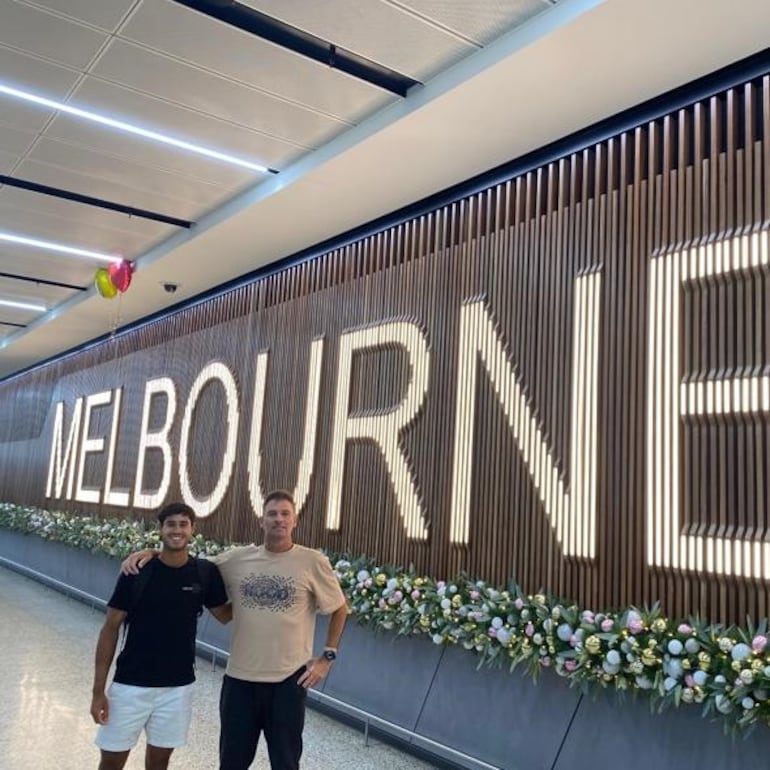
[95,682,194,752]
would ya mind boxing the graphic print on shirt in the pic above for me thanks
[239,573,296,611]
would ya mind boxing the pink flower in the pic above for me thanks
[752,635,768,653]
[378,598,387,609]
[470,590,481,600]
[410,590,421,600]
[391,590,403,603]
[569,634,581,647]
[678,623,693,635]
[488,628,497,638]
[525,623,535,638]
[582,611,595,624]
[601,618,614,632]
[685,674,695,687]
[628,618,644,634]
[514,598,524,610]
[564,660,578,672]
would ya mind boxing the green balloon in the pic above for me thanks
[94,267,118,299]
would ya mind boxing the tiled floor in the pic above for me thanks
[0,566,438,770]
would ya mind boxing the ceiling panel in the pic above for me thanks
[120,0,393,123]
[0,121,36,156]
[0,0,108,69]
[0,45,78,98]
[91,39,347,148]
[0,241,97,285]
[0,195,169,257]
[0,150,16,173]
[0,185,170,241]
[15,157,211,222]
[241,0,475,80]
[50,78,302,175]
[0,275,78,308]
[399,0,550,45]
[23,0,137,32]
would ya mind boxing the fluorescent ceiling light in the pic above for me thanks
[0,231,122,263]
[0,83,270,174]
[0,299,46,312]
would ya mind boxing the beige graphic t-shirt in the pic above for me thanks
[209,544,346,682]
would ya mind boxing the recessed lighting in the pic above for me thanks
[0,298,46,312]
[0,231,123,263]
[0,83,270,173]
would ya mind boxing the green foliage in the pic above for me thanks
[3,503,770,733]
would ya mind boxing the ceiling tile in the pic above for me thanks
[0,193,168,257]
[0,121,36,156]
[50,77,303,176]
[0,45,78,98]
[397,0,549,45]
[92,39,346,148]
[0,0,108,69]
[0,150,17,173]
[23,0,136,31]
[16,155,216,222]
[241,0,474,80]
[0,241,95,287]
[120,0,393,123]
[0,275,77,308]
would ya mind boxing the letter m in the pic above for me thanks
[46,398,83,499]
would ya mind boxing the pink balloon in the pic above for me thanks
[108,260,134,293]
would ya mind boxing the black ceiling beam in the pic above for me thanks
[0,320,27,328]
[0,175,194,229]
[0,271,86,292]
[171,0,420,97]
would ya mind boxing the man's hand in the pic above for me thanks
[120,548,157,575]
[297,658,332,689]
[90,692,109,724]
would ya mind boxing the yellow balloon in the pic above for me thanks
[94,267,118,299]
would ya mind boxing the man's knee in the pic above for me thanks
[98,750,130,770]
[145,745,174,770]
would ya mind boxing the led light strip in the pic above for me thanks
[0,298,46,312]
[0,83,269,173]
[0,231,122,263]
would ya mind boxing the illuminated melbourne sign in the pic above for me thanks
[44,230,770,582]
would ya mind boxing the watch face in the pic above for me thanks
[322,649,337,661]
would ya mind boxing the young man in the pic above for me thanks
[92,502,230,770]
[123,490,348,770]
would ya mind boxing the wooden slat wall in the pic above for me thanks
[1,76,769,625]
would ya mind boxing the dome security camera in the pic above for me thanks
[162,282,179,294]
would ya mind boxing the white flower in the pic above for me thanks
[496,628,512,646]
[667,640,684,656]
[557,624,573,642]
[386,578,399,591]
[684,638,700,654]
[718,637,735,653]
[440,598,451,610]
[606,650,621,666]
[692,670,708,687]
[635,676,653,689]
[431,634,443,645]
[731,643,751,662]
[741,697,755,710]
[739,669,754,685]
[491,617,503,629]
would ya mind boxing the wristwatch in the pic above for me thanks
[322,648,337,662]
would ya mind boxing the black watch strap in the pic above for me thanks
[322,649,337,661]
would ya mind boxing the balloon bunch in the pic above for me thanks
[94,260,134,299]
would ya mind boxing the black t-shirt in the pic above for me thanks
[108,557,227,687]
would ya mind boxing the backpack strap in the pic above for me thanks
[191,557,211,617]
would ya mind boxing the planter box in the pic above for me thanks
[2,529,769,770]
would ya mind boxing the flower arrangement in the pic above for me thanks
[2,502,769,733]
